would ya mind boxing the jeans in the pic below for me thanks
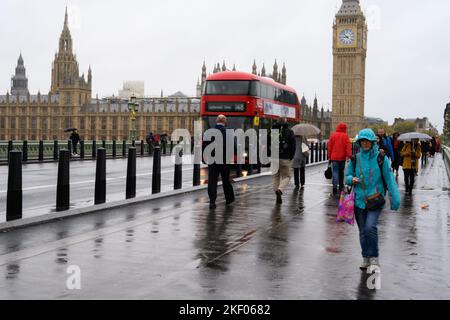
[331,161,345,191]
[355,207,381,258]
[404,169,415,191]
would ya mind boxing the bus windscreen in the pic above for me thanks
[205,81,251,95]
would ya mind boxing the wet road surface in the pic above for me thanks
[0,156,449,299]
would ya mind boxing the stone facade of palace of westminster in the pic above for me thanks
[0,9,200,141]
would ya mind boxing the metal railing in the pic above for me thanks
[0,140,175,164]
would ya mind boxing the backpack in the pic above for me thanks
[351,153,388,195]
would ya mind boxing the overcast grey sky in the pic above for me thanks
[1,0,449,131]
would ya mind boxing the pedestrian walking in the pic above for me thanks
[292,135,309,188]
[435,136,441,154]
[377,128,394,160]
[146,132,154,155]
[205,115,235,209]
[401,139,421,195]
[391,132,401,176]
[70,129,80,155]
[430,137,436,157]
[420,140,429,167]
[346,128,400,270]
[327,122,352,196]
[161,134,168,154]
[272,120,296,204]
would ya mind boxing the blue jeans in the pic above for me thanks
[331,161,345,191]
[355,207,381,258]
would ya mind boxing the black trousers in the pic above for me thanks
[72,142,78,154]
[404,169,415,191]
[208,164,235,204]
[294,167,305,187]
[421,153,427,166]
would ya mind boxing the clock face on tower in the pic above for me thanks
[339,29,355,45]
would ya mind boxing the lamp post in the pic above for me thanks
[128,95,138,142]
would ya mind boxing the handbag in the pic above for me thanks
[324,163,332,179]
[357,154,385,211]
[337,187,355,225]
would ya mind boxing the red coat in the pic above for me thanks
[327,123,352,161]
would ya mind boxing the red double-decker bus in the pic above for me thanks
[200,71,301,131]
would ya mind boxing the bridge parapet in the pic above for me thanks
[443,146,450,179]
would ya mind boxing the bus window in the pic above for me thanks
[205,81,251,95]
[250,81,260,97]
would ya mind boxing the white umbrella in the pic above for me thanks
[292,123,321,136]
[398,132,432,141]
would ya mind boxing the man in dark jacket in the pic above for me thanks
[205,115,235,209]
[272,120,296,204]
[70,130,80,155]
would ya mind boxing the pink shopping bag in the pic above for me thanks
[337,189,355,225]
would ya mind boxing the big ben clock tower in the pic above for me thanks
[332,0,368,138]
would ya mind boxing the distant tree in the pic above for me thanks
[393,122,416,134]
[369,123,394,136]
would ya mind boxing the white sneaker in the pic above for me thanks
[359,258,370,270]
[369,257,380,267]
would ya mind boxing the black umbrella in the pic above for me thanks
[64,128,77,132]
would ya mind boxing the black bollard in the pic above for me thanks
[236,164,242,177]
[193,145,201,186]
[67,140,72,157]
[38,140,44,161]
[102,140,106,149]
[22,140,28,162]
[162,141,167,155]
[56,150,70,211]
[7,140,13,163]
[80,140,85,159]
[95,148,106,205]
[170,140,174,153]
[112,140,116,158]
[126,147,136,199]
[6,150,22,221]
[132,140,135,147]
[53,140,59,160]
[310,143,314,163]
[140,140,144,156]
[325,143,328,161]
[92,140,97,159]
[152,146,161,194]
[174,147,182,190]
[322,142,326,161]
[122,140,126,157]
[319,142,323,162]
[315,143,319,163]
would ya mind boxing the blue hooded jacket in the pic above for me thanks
[345,128,400,211]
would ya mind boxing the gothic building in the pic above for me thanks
[196,60,287,97]
[331,0,368,138]
[0,9,199,141]
[300,95,332,140]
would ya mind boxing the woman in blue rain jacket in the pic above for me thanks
[345,128,400,271]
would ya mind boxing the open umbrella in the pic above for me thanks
[291,123,321,136]
[64,127,77,132]
[398,132,432,141]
